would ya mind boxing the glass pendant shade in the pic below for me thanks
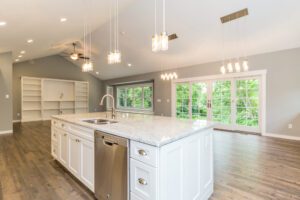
[235,62,241,72]
[107,51,121,64]
[220,65,226,74]
[227,63,233,73]
[82,61,93,72]
[160,32,168,51]
[243,60,249,71]
[70,53,79,60]
[152,34,160,52]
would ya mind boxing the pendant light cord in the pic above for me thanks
[154,0,157,34]
[109,0,112,52]
[163,0,166,32]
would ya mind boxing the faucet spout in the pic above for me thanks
[100,94,116,119]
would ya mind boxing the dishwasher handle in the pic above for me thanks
[103,139,117,146]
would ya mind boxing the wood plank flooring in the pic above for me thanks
[0,121,300,200]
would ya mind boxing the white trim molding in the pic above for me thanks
[264,133,300,141]
[0,130,13,134]
[13,120,21,123]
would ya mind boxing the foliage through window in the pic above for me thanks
[117,83,153,112]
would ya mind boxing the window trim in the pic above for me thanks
[116,83,154,113]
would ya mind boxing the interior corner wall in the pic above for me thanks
[0,52,13,133]
[104,47,300,137]
[13,55,105,121]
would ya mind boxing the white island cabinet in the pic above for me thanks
[51,112,214,200]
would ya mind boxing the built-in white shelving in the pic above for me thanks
[21,76,89,122]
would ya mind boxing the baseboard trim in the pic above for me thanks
[13,120,21,123]
[0,130,13,134]
[263,133,300,141]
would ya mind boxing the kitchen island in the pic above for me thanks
[51,112,215,200]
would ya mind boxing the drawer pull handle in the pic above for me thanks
[138,149,147,156]
[64,133,67,136]
[138,178,147,185]
[61,124,65,127]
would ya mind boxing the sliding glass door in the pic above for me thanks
[174,76,261,133]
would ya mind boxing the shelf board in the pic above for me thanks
[23,109,41,111]
[23,83,41,86]
[43,108,59,110]
[61,108,75,110]
[43,100,75,102]
[23,89,41,91]
[23,100,41,102]
[23,95,41,97]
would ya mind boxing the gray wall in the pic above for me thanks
[0,52,13,132]
[13,55,105,121]
[105,48,300,137]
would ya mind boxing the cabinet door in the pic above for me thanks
[58,130,69,167]
[200,130,213,192]
[68,134,81,177]
[80,139,94,191]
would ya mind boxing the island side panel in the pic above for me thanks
[159,128,214,200]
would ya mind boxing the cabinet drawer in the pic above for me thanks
[131,192,144,200]
[130,141,158,167]
[52,119,68,131]
[130,159,157,200]
[51,143,58,159]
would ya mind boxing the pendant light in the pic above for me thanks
[82,11,93,72]
[219,8,250,74]
[152,0,168,52]
[108,0,121,64]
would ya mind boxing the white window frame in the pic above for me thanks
[171,70,267,135]
[116,83,154,113]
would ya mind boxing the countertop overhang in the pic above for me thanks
[52,112,216,147]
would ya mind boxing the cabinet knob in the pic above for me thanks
[138,149,147,156]
[64,133,67,136]
[138,178,147,185]
[61,124,65,127]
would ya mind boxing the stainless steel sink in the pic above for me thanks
[82,119,118,125]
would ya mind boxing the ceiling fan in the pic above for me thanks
[61,43,90,61]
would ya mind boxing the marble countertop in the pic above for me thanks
[52,112,216,147]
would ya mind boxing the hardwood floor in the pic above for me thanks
[0,121,300,200]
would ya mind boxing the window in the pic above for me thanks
[117,83,153,112]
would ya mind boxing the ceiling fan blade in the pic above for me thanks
[168,33,178,41]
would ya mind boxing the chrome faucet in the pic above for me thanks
[100,94,116,119]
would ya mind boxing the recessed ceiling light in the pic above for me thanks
[15,59,20,62]
[20,50,26,54]
[18,55,23,58]
[60,18,67,22]
[0,21,7,26]
[96,72,99,75]
[127,63,132,67]
[27,39,34,43]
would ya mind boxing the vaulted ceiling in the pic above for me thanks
[1,0,300,80]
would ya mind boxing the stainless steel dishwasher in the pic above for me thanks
[95,131,128,200]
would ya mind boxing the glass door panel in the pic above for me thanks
[212,80,232,124]
[236,78,260,128]
[176,83,190,119]
[192,82,208,120]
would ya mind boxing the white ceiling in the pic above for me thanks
[1,0,300,80]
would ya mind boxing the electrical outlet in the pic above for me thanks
[288,124,293,129]
[157,99,162,103]
[166,99,170,103]
[17,113,20,117]
[5,94,9,99]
